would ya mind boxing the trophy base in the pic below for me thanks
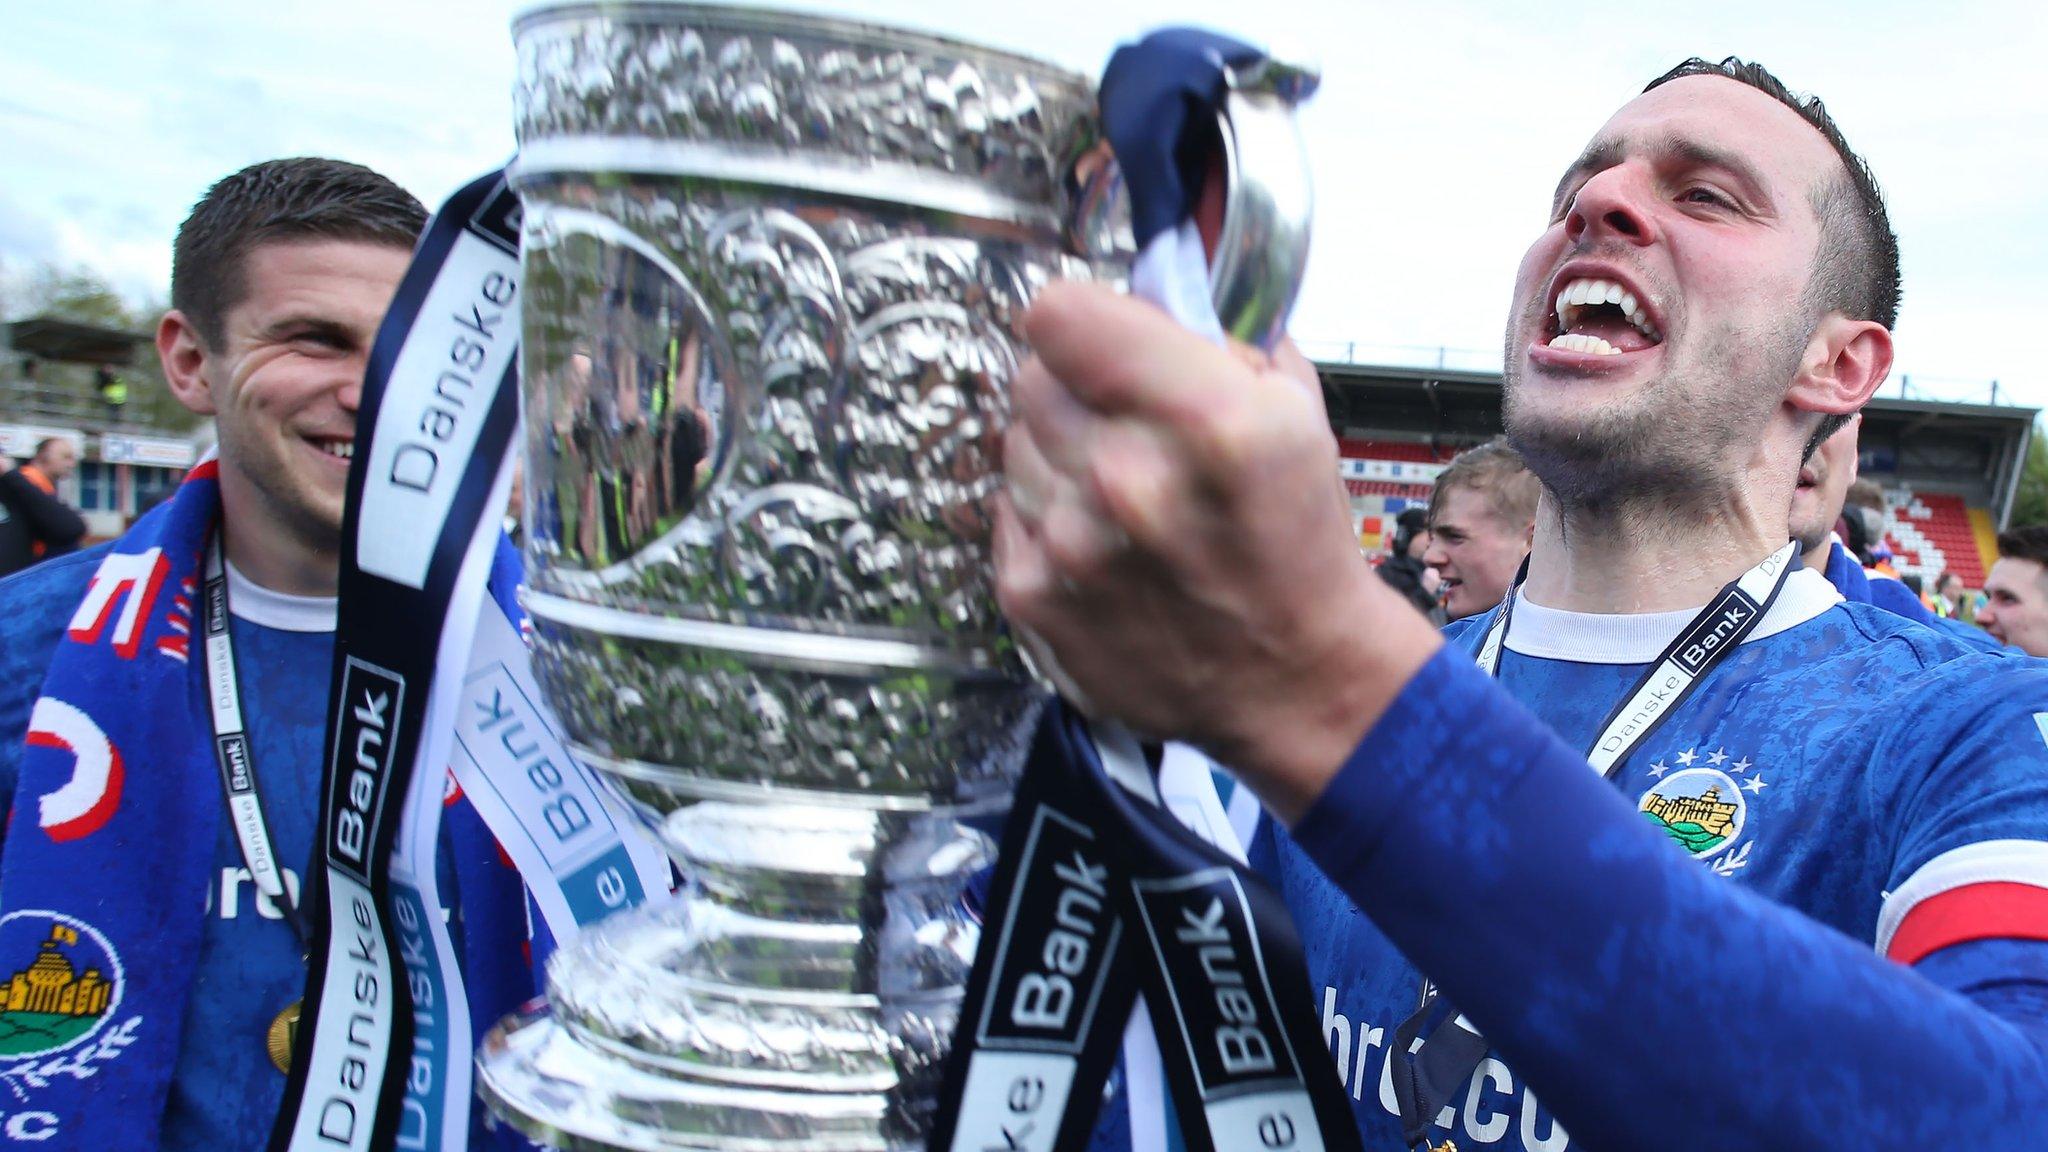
[478,1004,911,1152]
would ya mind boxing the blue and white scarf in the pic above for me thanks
[0,459,547,1150]
[0,458,242,1146]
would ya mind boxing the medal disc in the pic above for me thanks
[267,999,302,1074]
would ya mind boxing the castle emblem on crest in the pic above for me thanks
[1640,749,1767,876]
[1638,767,1746,857]
[0,912,122,1060]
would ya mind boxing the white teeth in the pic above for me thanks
[1547,333,1621,355]
[1552,276,1660,342]
[315,440,354,460]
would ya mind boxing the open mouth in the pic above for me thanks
[1543,275,1663,356]
[309,437,355,461]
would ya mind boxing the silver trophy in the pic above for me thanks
[475,5,1312,1149]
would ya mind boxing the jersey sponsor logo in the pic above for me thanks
[208,866,304,921]
[24,699,124,843]
[1316,986,1571,1150]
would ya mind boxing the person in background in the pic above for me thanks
[1843,477,1904,576]
[1980,524,2048,656]
[22,437,80,499]
[1422,436,1538,621]
[1376,506,1442,621]
[1934,570,1967,619]
[1791,415,1999,647]
[1901,572,1931,611]
[0,449,89,577]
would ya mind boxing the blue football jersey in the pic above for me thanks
[1258,567,2048,1150]
[0,548,520,1151]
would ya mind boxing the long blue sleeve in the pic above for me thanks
[1291,643,2048,1149]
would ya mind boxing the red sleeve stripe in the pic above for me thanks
[1885,881,2048,965]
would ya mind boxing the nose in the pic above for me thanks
[1423,539,1448,568]
[1565,164,1657,248]
[338,357,366,415]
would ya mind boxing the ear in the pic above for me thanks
[157,310,217,417]
[1789,314,1892,416]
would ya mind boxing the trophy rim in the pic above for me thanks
[511,0,1092,92]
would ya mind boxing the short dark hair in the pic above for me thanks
[1393,506,1429,553]
[171,158,426,350]
[1646,59,1899,447]
[1997,525,2048,569]
[1430,437,1540,530]
[31,438,63,459]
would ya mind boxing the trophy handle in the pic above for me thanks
[1062,52,1317,355]
[1209,56,1318,353]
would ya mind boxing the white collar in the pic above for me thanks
[1502,566,1842,664]
[225,560,337,633]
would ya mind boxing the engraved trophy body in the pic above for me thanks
[475,5,1310,1149]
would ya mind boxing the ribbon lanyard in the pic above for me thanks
[266,168,524,1152]
[201,533,311,947]
[934,707,1362,1152]
[1390,541,1802,1151]
[1473,539,1800,776]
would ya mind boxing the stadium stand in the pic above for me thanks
[1316,359,2036,586]
[1883,489,1988,587]
[1338,438,1456,464]
[1336,439,1445,550]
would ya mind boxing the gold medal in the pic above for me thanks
[266,999,302,1074]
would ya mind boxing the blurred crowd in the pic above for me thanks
[1374,431,2048,654]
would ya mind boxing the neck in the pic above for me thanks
[217,486,339,599]
[1520,486,1785,613]
[224,531,338,597]
[1801,537,1833,578]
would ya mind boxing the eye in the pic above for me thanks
[1681,186,1734,209]
[289,331,350,354]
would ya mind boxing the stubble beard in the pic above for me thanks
[1501,301,1802,527]
[219,421,345,562]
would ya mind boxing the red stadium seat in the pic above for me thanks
[1878,488,1985,587]
[1337,438,1457,463]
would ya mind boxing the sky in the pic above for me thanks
[6,0,2047,409]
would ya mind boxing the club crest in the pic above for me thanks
[1638,767,1746,857]
[0,912,123,1060]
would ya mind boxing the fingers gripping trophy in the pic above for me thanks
[475,5,1314,1149]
